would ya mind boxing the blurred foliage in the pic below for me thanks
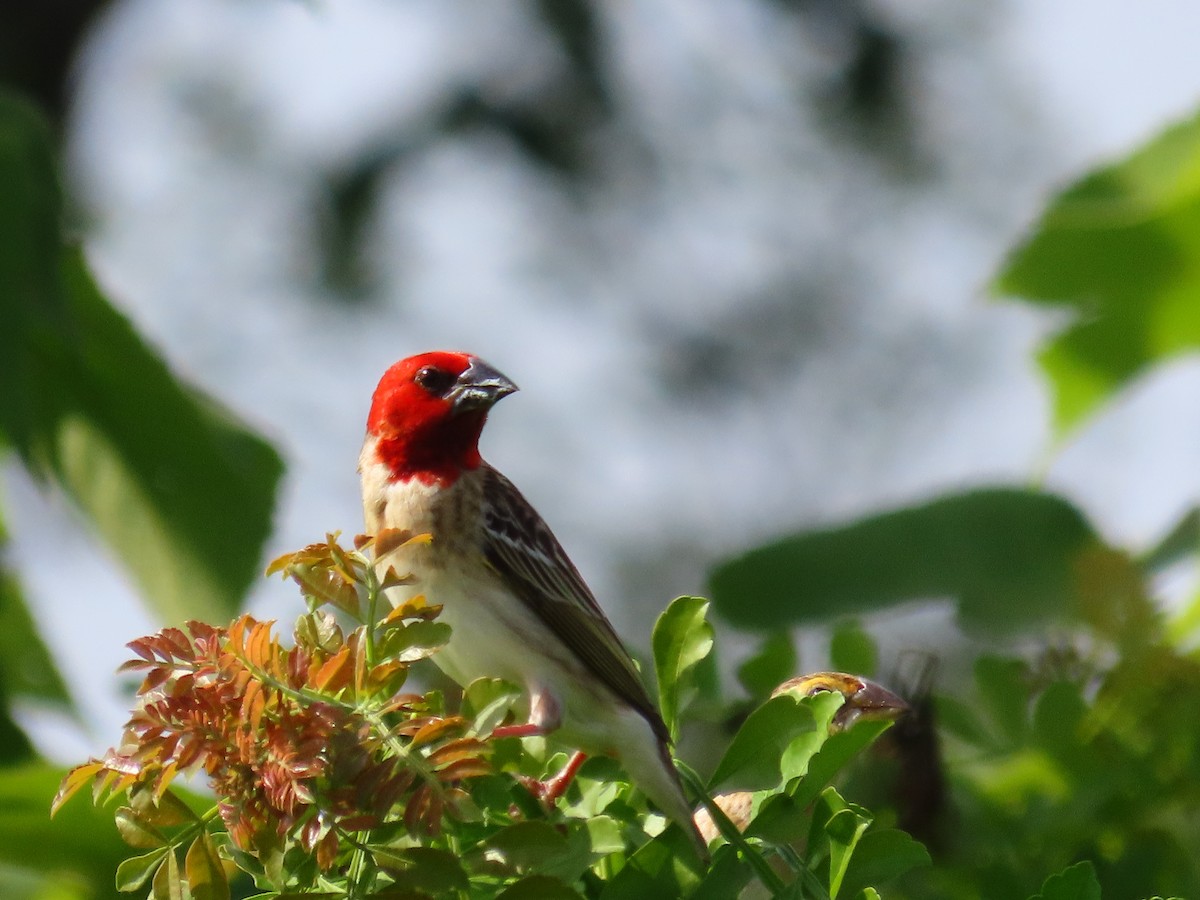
[0,71,283,899]
[996,109,1200,436]
[0,92,284,625]
[710,488,1101,636]
[705,104,1200,899]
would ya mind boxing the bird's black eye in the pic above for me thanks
[414,365,455,396]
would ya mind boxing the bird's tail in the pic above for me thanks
[622,735,710,861]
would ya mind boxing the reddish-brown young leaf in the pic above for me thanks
[241,679,267,732]
[315,829,341,871]
[159,627,195,661]
[384,595,442,623]
[312,646,354,694]
[403,784,432,834]
[366,660,407,695]
[154,761,180,801]
[433,757,492,783]
[427,737,491,768]
[138,666,173,694]
[378,693,427,716]
[408,717,466,750]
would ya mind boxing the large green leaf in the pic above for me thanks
[0,762,129,900]
[709,488,1100,635]
[0,91,283,622]
[994,108,1200,435]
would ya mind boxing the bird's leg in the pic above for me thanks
[537,750,588,803]
[491,688,588,804]
[492,687,562,739]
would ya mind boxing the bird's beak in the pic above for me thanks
[448,358,519,413]
[772,672,909,732]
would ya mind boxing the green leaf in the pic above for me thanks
[690,844,754,900]
[486,821,572,872]
[710,488,1099,635]
[598,826,704,899]
[825,806,872,898]
[0,762,131,892]
[836,829,931,898]
[708,694,822,793]
[115,848,168,893]
[379,620,452,663]
[975,656,1031,747]
[372,846,468,895]
[652,596,714,739]
[114,807,167,850]
[736,631,797,700]
[129,786,201,830]
[777,690,849,784]
[462,677,523,734]
[748,717,894,842]
[496,874,584,899]
[1032,680,1087,763]
[829,621,877,677]
[1027,860,1102,900]
[0,564,72,710]
[583,815,625,856]
[994,108,1200,435]
[0,92,283,623]
[152,847,183,900]
[185,833,228,900]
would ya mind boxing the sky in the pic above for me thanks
[8,0,1200,757]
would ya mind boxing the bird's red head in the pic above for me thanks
[365,351,518,485]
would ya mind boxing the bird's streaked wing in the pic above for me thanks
[479,465,668,743]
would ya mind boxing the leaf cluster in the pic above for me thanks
[55,537,919,899]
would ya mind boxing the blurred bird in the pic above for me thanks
[359,350,705,855]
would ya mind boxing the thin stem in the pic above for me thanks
[362,556,381,667]
[675,762,787,895]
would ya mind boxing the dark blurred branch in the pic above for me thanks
[0,0,112,125]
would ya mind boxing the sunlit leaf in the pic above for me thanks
[708,694,823,793]
[379,620,452,664]
[151,847,182,900]
[710,488,1100,635]
[462,677,523,735]
[995,108,1200,435]
[115,848,168,893]
[114,806,167,849]
[652,596,714,739]
[824,806,872,898]
[185,833,229,900]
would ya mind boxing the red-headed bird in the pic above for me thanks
[359,351,704,855]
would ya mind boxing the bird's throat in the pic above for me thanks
[373,413,486,486]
